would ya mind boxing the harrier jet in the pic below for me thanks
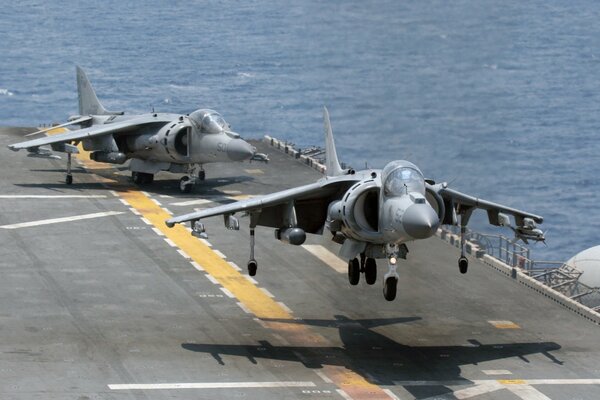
[8,67,263,192]
[166,107,545,300]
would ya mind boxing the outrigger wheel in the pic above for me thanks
[458,256,469,274]
[383,276,398,301]
[247,259,258,276]
[348,258,360,285]
[66,174,73,185]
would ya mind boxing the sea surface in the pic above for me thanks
[1,1,599,262]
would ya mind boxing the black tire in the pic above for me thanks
[348,258,360,285]
[247,259,258,276]
[198,170,206,181]
[180,176,193,193]
[143,173,154,184]
[383,277,397,301]
[364,258,377,285]
[458,256,469,274]
[66,174,73,185]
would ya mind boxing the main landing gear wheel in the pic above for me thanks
[458,256,469,274]
[383,276,398,301]
[179,176,193,193]
[65,174,73,185]
[364,258,377,285]
[198,170,206,181]
[132,172,154,185]
[348,258,360,285]
[247,259,258,276]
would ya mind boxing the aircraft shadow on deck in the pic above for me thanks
[182,315,562,399]
[14,167,255,198]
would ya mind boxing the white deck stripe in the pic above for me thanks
[382,389,401,400]
[237,302,252,314]
[205,274,219,285]
[151,227,165,236]
[454,381,504,399]
[220,287,235,298]
[482,370,512,376]
[336,389,353,400]
[259,287,275,298]
[177,249,191,259]
[171,199,215,206]
[314,370,333,384]
[0,195,106,199]
[301,244,346,273]
[190,261,204,271]
[228,261,241,271]
[119,199,129,206]
[109,381,316,390]
[213,249,227,259]
[0,211,124,229]
[525,379,600,385]
[505,384,551,400]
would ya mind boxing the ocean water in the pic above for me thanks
[1,1,599,262]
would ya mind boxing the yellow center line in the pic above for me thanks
[44,125,392,399]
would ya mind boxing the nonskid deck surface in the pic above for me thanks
[0,126,598,399]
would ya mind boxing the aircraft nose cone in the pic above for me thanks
[227,139,254,161]
[402,204,439,239]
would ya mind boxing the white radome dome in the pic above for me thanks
[566,245,600,288]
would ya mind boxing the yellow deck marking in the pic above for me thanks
[498,379,527,385]
[44,126,392,399]
[488,320,521,329]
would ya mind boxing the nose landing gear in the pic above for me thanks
[382,243,408,301]
[179,164,206,193]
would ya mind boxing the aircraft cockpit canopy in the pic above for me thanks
[189,110,229,133]
[383,166,425,197]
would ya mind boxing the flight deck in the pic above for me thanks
[0,127,599,400]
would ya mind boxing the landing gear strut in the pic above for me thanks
[247,228,257,276]
[457,208,473,274]
[179,164,205,194]
[65,152,73,185]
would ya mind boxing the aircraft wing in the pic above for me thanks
[439,186,543,225]
[166,177,358,233]
[8,114,173,151]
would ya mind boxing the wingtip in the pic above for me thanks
[165,220,175,228]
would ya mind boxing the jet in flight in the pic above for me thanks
[8,67,264,192]
[166,107,545,300]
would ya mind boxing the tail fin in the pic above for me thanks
[323,106,343,177]
[76,66,113,115]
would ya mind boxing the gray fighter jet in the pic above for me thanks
[8,67,263,192]
[166,107,545,300]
